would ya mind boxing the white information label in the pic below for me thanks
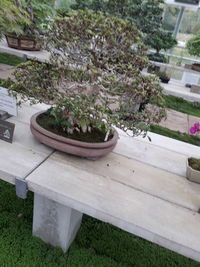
[0,87,17,116]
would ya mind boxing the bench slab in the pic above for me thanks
[0,103,53,184]
[26,150,200,262]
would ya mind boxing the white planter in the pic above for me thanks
[186,159,200,184]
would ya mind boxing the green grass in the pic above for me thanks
[162,94,200,117]
[150,124,200,146]
[0,179,200,266]
[0,52,24,66]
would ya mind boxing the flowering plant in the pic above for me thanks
[190,122,200,135]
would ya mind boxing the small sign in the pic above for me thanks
[0,120,15,143]
[0,87,17,116]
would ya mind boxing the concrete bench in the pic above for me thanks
[1,104,200,262]
[0,103,53,186]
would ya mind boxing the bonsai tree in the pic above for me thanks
[0,0,29,39]
[147,29,177,63]
[11,11,165,139]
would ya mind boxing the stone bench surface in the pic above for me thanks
[0,40,50,62]
[26,146,200,262]
[0,103,53,184]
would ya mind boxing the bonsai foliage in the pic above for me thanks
[12,11,165,137]
[0,0,29,39]
[187,33,200,57]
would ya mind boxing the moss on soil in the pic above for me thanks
[37,112,113,143]
[188,158,200,172]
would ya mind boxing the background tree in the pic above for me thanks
[16,0,55,36]
[148,30,177,62]
[187,33,200,57]
[71,0,176,58]
[71,0,165,45]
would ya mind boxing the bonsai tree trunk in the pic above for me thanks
[155,48,160,56]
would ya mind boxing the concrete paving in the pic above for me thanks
[163,79,200,102]
[159,108,200,133]
[0,63,15,79]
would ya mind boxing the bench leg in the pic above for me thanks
[32,193,83,252]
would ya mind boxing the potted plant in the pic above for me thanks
[187,123,200,183]
[187,158,200,184]
[9,11,165,159]
[147,66,170,84]
[4,0,55,51]
[156,71,170,84]
[186,33,200,72]
[147,29,177,63]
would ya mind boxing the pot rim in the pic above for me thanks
[5,34,41,40]
[31,110,119,149]
[187,158,200,174]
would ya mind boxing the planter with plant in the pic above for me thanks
[186,33,200,72]
[147,66,170,84]
[147,29,177,63]
[4,0,55,51]
[10,11,165,159]
[187,158,200,184]
[187,123,200,183]
[156,71,170,84]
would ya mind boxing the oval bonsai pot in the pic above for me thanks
[5,34,42,51]
[30,111,119,159]
[186,159,200,184]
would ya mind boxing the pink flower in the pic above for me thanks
[194,122,200,132]
[190,127,197,135]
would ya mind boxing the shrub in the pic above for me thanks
[187,33,200,57]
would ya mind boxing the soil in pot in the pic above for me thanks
[37,112,113,143]
[188,157,200,172]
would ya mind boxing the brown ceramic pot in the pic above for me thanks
[30,111,119,159]
[5,34,42,51]
[191,64,200,72]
